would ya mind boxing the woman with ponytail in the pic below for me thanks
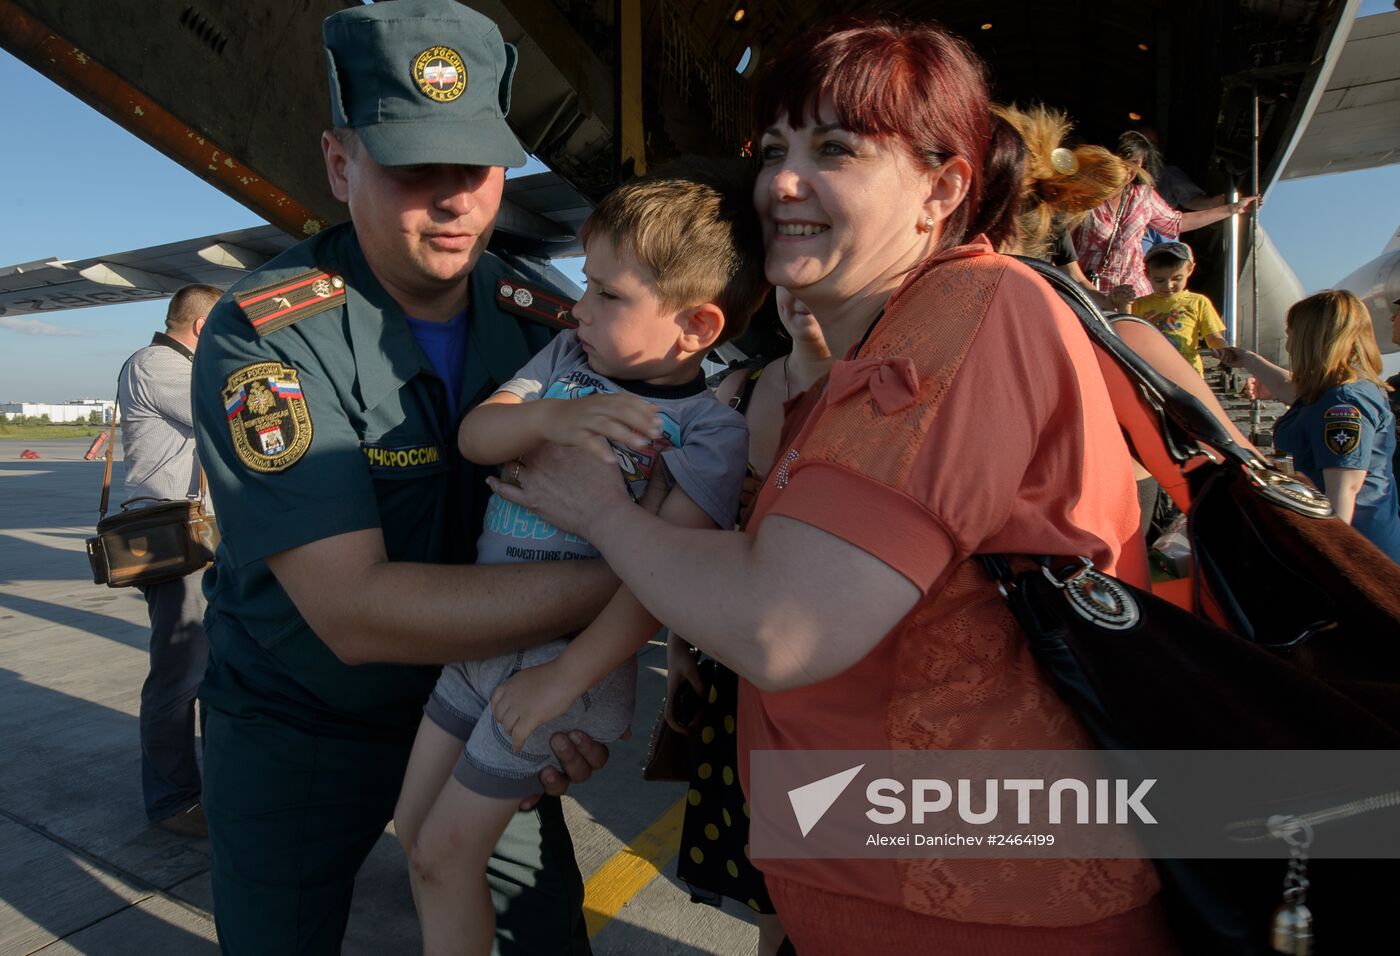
[1075,130,1256,308]
[995,105,1131,304]
[492,17,1175,953]
[996,104,1128,261]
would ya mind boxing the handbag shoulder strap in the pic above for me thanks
[98,371,123,520]
[1093,187,1134,279]
[1012,256,1258,472]
[101,335,204,519]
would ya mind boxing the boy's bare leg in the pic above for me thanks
[394,717,467,854]
[410,777,520,956]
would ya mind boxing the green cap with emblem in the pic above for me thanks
[322,0,526,169]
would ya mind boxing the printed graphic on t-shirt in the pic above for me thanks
[545,369,610,401]
[480,496,589,559]
[1139,305,1194,358]
[614,415,680,494]
[542,372,683,493]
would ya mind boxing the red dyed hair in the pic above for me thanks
[753,17,1022,251]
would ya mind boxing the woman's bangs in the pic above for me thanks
[755,35,906,139]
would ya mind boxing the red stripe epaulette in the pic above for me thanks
[236,269,347,336]
[494,276,577,331]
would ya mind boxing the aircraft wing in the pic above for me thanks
[0,225,294,318]
[1281,11,1400,180]
[0,172,590,318]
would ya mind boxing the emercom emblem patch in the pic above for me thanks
[223,362,313,473]
[1325,419,1361,456]
[1323,402,1363,457]
[413,46,467,102]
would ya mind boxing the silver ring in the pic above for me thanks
[511,461,523,484]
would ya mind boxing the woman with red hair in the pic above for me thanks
[495,17,1176,954]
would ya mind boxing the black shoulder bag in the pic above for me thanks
[984,258,1400,955]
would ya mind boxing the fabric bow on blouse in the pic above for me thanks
[825,356,921,415]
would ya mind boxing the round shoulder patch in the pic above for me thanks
[412,46,468,103]
[222,362,313,473]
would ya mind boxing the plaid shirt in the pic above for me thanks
[1073,184,1182,297]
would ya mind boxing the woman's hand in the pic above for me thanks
[1181,195,1262,232]
[487,439,632,540]
[1107,285,1136,313]
[664,632,704,733]
[1216,346,1252,369]
[541,394,663,462]
[1243,376,1274,401]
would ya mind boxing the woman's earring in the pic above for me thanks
[917,216,935,234]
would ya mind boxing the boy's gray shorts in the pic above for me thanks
[425,638,636,799]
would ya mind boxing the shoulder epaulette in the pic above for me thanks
[494,276,577,331]
[236,268,347,336]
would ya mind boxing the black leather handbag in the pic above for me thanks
[992,259,1400,955]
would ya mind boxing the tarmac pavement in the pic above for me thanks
[0,439,758,954]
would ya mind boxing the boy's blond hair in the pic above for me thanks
[1286,289,1391,405]
[579,159,769,346]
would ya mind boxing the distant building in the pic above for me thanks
[0,400,115,423]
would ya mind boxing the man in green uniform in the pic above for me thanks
[191,1,616,952]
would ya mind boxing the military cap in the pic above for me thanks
[323,0,526,169]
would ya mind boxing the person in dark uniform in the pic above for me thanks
[1222,290,1400,563]
[190,1,615,952]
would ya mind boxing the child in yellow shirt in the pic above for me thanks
[1129,240,1226,376]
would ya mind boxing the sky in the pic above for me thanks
[2,2,1398,403]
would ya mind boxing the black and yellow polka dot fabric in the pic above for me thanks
[676,659,774,915]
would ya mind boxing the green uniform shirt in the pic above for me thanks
[192,223,561,736]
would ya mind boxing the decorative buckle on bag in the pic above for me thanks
[1244,461,1334,519]
[1045,558,1140,631]
[1041,556,1094,589]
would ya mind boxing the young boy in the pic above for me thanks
[1129,240,1227,376]
[393,162,768,955]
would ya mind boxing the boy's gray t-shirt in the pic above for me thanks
[475,330,749,565]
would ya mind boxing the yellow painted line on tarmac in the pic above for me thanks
[583,796,686,938]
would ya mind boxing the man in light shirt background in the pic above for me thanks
[116,283,220,836]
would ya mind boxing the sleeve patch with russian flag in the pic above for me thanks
[221,362,313,472]
[494,277,577,332]
[236,269,347,337]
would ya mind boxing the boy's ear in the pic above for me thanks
[1184,260,1197,277]
[678,303,725,353]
